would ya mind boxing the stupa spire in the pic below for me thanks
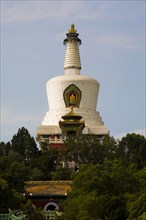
[63,24,82,75]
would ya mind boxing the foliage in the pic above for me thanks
[0,178,24,213]
[117,133,146,168]
[0,127,59,212]
[37,142,59,180]
[63,133,146,169]
[21,200,46,220]
[62,160,146,219]
[11,127,38,160]
[0,128,146,219]
[0,148,30,193]
[63,135,105,164]
[52,167,71,180]
[8,209,26,220]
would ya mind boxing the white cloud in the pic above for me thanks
[1,1,77,23]
[1,1,121,24]
[96,33,143,50]
[74,2,115,21]
[1,1,144,26]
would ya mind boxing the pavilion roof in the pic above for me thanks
[25,181,72,196]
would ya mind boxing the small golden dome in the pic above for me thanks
[62,107,82,121]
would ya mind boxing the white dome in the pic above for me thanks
[46,74,99,111]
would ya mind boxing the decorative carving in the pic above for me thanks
[63,84,82,107]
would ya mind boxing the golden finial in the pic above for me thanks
[69,24,77,33]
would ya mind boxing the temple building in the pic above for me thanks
[36,24,109,146]
[24,181,72,212]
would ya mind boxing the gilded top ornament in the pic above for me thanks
[63,24,81,45]
[69,24,77,33]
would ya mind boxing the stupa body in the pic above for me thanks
[36,25,109,143]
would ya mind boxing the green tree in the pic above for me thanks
[0,127,61,212]
[0,151,29,192]
[126,167,146,219]
[128,191,146,220]
[102,135,117,161]
[62,161,139,220]
[11,127,39,160]
[0,178,24,213]
[36,142,59,180]
[117,133,146,168]
[63,135,105,165]
[0,141,11,156]
[62,135,119,166]
[52,167,71,180]
[0,151,27,211]
[29,167,44,181]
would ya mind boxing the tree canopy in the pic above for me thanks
[62,161,146,220]
[60,133,146,220]
[0,127,59,213]
[0,128,146,219]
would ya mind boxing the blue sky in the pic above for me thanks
[1,0,145,142]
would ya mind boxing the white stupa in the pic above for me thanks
[36,24,109,142]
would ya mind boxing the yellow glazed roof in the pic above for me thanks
[25,181,72,196]
[62,107,82,120]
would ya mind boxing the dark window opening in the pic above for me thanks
[67,130,76,136]
[46,205,56,211]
